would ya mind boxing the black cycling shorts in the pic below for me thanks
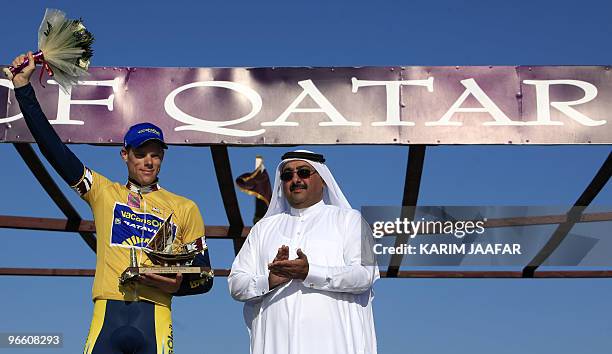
[83,299,174,354]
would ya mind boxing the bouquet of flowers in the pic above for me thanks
[3,8,94,90]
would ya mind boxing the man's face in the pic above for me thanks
[121,140,165,185]
[281,160,324,209]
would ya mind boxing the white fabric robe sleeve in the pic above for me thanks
[228,224,270,302]
[303,211,379,294]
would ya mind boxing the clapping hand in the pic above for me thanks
[268,245,290,289]
[268,248,309,281]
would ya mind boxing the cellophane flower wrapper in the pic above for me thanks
[36,8,94,90]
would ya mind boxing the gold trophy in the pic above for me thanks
[119,213,213,284]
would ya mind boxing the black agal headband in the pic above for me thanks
[281,151,326,163]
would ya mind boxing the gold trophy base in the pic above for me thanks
[119,266,213,284]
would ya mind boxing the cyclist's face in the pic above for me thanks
[121,141,164,185]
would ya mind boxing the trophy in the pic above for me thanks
[119,213,213,284]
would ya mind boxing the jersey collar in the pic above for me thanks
[125,178,161,195]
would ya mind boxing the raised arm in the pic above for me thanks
[11,52,84,186]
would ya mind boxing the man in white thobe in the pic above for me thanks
[229,150,379,354]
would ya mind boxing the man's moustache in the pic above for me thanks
[290,184,307,191]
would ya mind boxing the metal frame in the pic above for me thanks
[387,145,426,277]
[211,146,246,254]
[523,152,612,277]
[13,143,96,251]
[0,145,610,278]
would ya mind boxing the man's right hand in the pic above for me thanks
[268,245,290,289]
[10,52,35,88]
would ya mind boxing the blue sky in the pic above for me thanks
[1,1,611,353]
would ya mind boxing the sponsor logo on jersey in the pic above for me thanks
[127,192,141,208]
[111,203,175,248]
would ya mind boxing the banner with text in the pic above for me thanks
[1,66,611,145]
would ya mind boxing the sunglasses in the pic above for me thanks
[280,168,317,182]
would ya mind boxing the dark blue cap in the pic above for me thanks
[123,122,168,149]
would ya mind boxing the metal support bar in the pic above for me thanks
[3,212,611,235]
[483,211,612,228]
[0,215,252,238]
[2,268,611,278]
[387,145,426,277]
[0,215,96,233]
[13,143,96,252]
[0,268,230,277]
[210,146,245,254]
[380,270,612,278]
[523,152,612,277]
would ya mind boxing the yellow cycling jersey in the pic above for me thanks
[73,167,205,308]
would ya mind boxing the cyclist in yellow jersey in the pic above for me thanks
[10,52,213,354]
